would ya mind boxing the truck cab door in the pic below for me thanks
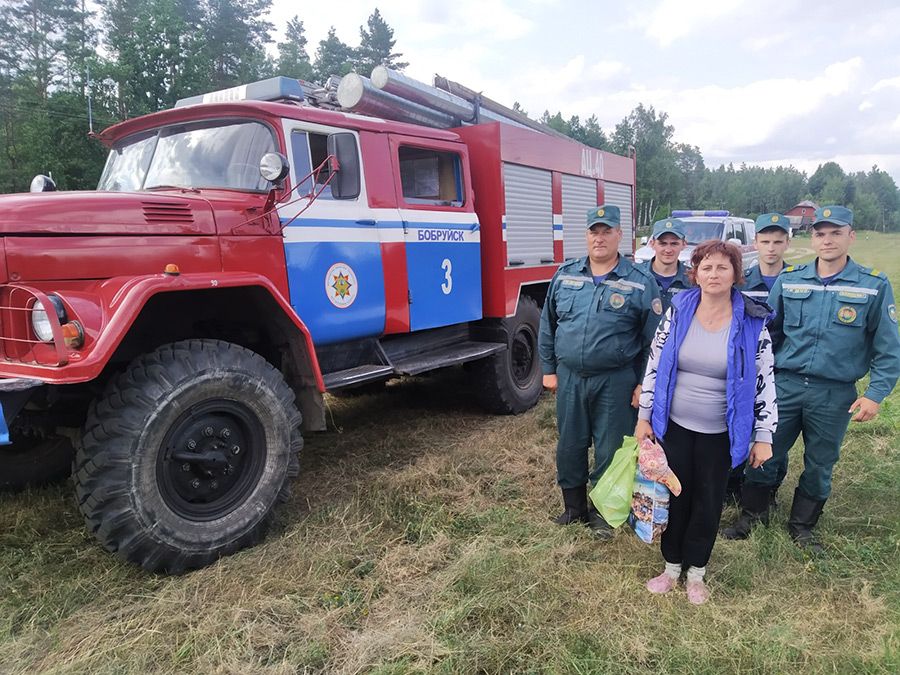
[389,135,482,332]
[277,121,387,345]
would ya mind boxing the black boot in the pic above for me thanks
[788,488,825,554]
[587,502,614,540]
[722,484,771,540]
[555,487,588,525]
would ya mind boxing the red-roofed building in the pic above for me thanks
[786,200,819,231]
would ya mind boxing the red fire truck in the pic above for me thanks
[0,72,636,572]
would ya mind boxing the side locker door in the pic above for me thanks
[278,120,387,345]
[389,135,482,332]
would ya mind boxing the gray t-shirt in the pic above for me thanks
[669,316,729,433]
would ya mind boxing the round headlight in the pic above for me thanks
[31,295,67,342]
[259,153,290,182]
[30,174,58,193]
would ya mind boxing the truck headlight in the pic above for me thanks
[31,295,67,342]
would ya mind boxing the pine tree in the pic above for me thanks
[313,27,354,83]
[277,16,313,81]
[356,8,407,77]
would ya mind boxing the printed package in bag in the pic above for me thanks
[628,468,671,544]
[588,436,639,528]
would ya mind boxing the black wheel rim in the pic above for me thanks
[158,399,266,520]
[510,324,538,388]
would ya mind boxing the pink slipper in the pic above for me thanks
[646,572,677,594]
[685,580,710,604]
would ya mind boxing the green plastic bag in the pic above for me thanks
[588,436,639,528]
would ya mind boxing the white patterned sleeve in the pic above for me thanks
[638,308,672,421]
[753,326,777,443]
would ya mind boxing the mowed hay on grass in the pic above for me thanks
[2,232,900,673]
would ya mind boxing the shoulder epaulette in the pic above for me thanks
[784,263,807,273]
[866,267,887,279]
[629,261,655,282]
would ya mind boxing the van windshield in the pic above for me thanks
[683,221,725,245]
[98,120,277,192]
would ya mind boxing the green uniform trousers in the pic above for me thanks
[555,363,638,489]
[744,371,856,501]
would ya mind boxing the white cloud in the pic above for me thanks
[643,0,749,46]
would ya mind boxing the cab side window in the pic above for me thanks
[398,146,464,206]
[289,130,333,200]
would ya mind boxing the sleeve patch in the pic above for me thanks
[889,304,897,323]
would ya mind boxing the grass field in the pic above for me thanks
[2,233,900,674]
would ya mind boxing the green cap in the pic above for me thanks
[813,205,853,228]
[586,205,621,229]
[755,213,790,234]
[651,218,686,240]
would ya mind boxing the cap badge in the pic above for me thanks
[597,208,605,217]
[823,209,832,218]
[772,215,779,222]
[665,221,672,228]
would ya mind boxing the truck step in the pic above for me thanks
[392,341,505,376]
[322,364,395,391]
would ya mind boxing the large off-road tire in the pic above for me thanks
[0,433,73,491]
[472,295,543,414]
[73,340,302,574]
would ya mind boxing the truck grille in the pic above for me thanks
[142,201,195,224]
[0,286,68,366]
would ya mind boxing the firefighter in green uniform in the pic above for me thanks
[740,213,791,302]
[539,204,663,538]
[637,217,691,313]
[725,205,900,551]
[725,212,792,504]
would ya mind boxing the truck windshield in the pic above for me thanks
[97,120,277,192]
[683,221,725,245]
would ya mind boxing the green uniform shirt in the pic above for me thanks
[739,263,786,301]
[636,258,691,313]
[539,255,662,379]
[768,257,900,402]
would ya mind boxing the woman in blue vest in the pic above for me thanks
[634,240,777,604]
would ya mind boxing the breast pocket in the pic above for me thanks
[601,287,635,315]
[782,288,812,326]
[555,285,583,320]
[832,293,870,328]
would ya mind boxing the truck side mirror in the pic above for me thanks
[326,133,360,200]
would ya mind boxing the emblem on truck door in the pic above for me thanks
[326,262,358,308]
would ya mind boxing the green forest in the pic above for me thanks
[2,0,898,230]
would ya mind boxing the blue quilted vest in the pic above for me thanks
[650,287,773,468]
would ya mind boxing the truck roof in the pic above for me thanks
[96,100,464,148]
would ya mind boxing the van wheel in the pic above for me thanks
[73,340,301,574]
[471,295,543,414]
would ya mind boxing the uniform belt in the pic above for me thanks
[560,362,634,378]
[775,370,854,388]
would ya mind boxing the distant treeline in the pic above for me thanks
[1,1,897,230]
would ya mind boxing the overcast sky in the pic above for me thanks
[267,0,900,188]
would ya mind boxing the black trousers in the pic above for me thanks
[659,419,732,568]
